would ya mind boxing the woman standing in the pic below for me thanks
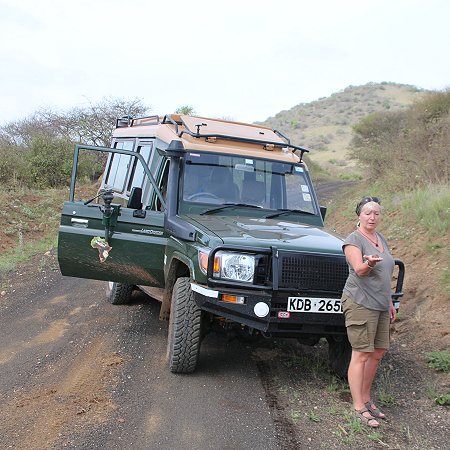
[342,196,397,428]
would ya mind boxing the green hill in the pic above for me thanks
[258,82,427,173]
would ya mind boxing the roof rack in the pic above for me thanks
[274,129,290,145]
[116,114,310,160]
[162,114,181,134]
[175,115,310,160]
[115,115,161,128]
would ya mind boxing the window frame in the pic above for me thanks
[104,139,136,193]
[126,140,154,194]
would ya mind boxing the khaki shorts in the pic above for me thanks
[341,294,390,352]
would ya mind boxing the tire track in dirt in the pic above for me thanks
[256,358,302,450]
[2,336,123,450]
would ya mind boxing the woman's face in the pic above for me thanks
[359,201,382,231]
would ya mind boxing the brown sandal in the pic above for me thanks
[355,407,380,428]
[365,401,386,419]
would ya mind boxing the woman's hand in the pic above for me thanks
[363,254,383,267]
[344,246,377,276]
[390,302,397,323]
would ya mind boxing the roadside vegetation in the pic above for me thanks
[260,82,427,175]
[0,97,150,188]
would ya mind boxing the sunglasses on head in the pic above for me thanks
[361,196,380,205]
[356,196,381,215]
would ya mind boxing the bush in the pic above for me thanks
[0,145,29,185]
[27,135,74,187]
[350,90,450,188]
[27,135,103,188]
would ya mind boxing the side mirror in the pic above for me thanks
[128,187,143,209]
[320,205,327,221]
[128,187,146,218]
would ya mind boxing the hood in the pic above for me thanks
[186,214,344,255]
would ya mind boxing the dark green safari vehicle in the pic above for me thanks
[58,114,404,375]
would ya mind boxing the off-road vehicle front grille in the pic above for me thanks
[278,252,348,294]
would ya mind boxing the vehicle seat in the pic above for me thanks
[241,171,265,205]
[208,167,239,201]
[183,164,211,199]
[241,179,265,205]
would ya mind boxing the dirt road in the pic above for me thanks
[0,255,286,449]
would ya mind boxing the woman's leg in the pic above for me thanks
[348,350,380,426]
[362,348,386,403]
[362,348,387,418]
[348,350,370,409]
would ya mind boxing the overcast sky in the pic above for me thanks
[1,0,449,125]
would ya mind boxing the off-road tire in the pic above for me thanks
[327,335,352,378]
[106,281,134,305]
[167,277,203,373]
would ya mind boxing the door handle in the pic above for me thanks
[71,218,88,225]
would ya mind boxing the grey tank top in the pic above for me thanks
[342,230,395,311]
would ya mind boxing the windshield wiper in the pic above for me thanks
[200,203,263,215]
[264,209,315,219]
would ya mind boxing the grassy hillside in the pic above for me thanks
[259,82,426,175]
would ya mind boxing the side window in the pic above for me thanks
[105,140,134,191]
[154,159,170,212]
[126,143,153,192]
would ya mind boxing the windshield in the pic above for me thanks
[181,152,317,214]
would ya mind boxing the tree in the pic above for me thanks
[175,105,196,116]
[0,97,151,188]
[0,97,151,148]
[68,97,150,147]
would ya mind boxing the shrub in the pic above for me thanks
[350,90,450,189]
[0,145,29,185]
[435,394,450,405]
[27,135,74,187]
[426,351,450,372]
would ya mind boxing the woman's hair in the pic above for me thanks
[355,196,381,216]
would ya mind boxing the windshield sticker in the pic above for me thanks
[303,193,312,202]
[245,159,253,164]
[301,185,309,193]
[295,167,304,173]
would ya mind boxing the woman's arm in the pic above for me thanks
[344,244,381,277]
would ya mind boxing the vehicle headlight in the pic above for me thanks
[214,251,255,282]
[198,249,255,283]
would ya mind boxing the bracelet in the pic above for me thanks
[365,260,375,268]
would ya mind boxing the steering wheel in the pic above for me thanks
[187,192,220,201]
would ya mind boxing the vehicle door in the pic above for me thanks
[58,143,168,287]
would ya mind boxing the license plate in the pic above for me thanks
[287,297,342,313]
